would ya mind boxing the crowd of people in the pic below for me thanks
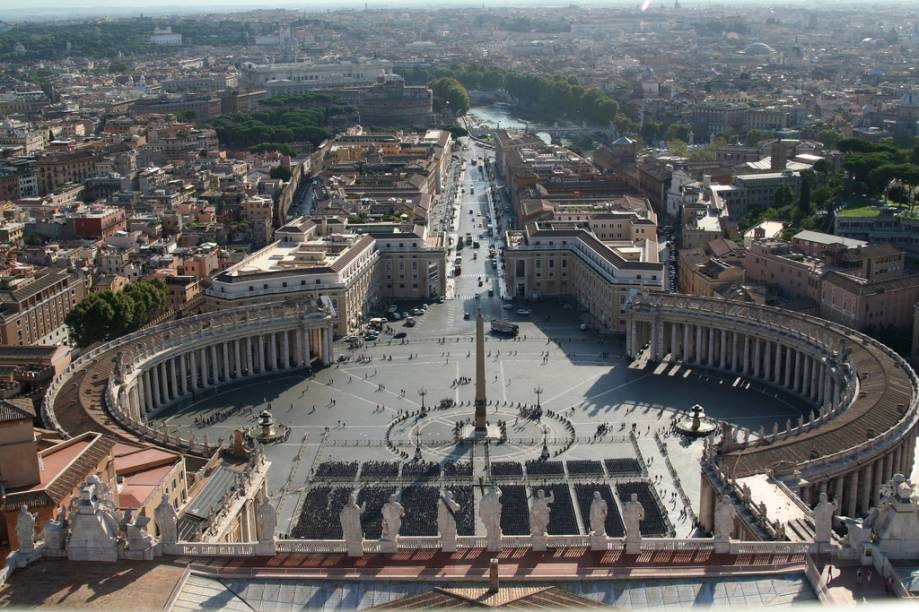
[313,461,359,480]
[402,461,441,479]
[566,460,604,477]
[360,461,400,480]
[604,458,643,477]
[490,461,523,477]
[291,486,352,539]
[499,485,531,535]
[525,459,565,477]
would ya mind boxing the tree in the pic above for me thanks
[816,127,842,149]
[666,123,691,143]
[773,185,795,209]
[428,77,470,114]
[66,280,168,347]
[667,139,688,157]
[745,129,769,146]
[270,166,292,181]
[798,177,812,212]
[640,121,663,145]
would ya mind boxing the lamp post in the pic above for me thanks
[533,385,544,410]
[418,386,428,415]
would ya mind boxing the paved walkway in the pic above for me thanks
[817,562,891,605]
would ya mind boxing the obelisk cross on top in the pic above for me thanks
[474,311,487,432]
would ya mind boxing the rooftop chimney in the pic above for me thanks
[488,558,499,592]
[770,140,787,172]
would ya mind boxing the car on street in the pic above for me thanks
[411,308,424,316]
[516,308,532,315]
[463,312,470,320]
[502,302,514,310]
[394,332,407,339]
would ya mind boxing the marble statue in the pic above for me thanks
[480,484,503,550]
[623,493,645,542]
[529,489,554,537]
[437,490,461,549]
[340,491,365,545]
[66,479,121,562]
[589,491,608,537]
[257,494,277,543]
[41,508,67,552]
[380,494,404,543]
[154,494,179,545]
[813,490,836,545]
[16,505,37,553]
[713,495,736,541]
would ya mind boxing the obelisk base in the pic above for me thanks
[461,423,501,442]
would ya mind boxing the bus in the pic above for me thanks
[490,320,519,336]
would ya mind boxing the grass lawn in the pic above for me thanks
[837,206,881,217]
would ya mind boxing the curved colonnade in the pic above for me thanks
[43,300,335,457]
[625,292,919,520]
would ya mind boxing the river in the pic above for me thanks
[467,103,552,145]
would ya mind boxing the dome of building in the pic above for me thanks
[743,42,776,55]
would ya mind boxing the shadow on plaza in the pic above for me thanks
[153,372,310,421]
[574,358,812,431]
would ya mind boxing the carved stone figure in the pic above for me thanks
[340,490,365,546]
[437,490,461,548]
[623,493,645,542]
[589,491,608,537]
[529,489,554,537]
[380,494,404,543]
[713,495,736,541]
[16,505,37,553]
[66,480,120,562]
[41,508,67,552]
[154,494,179,545]
[814,490,836,545]
[257,494,277,543]
[480,484,503,550]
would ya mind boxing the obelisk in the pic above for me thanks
[474,311,487,433]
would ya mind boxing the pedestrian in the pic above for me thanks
[856,568,863,586]
[866,568,872,585]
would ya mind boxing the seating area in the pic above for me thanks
[490,461,523,477]
[398,486,440,536]
[401,461,441,480]
[604,458,643,477]
[565,460,604,476]
[615,481,669,537]
[313,462,359,480]
[499,485,531,535]
[446,486,475,535]
[360,461,400,480]
[574,483,624,537]
[542,484,578,535]
[443,461,472,477]
[525,460,564,476]
[357,486,397,539]
[290,486,352,539]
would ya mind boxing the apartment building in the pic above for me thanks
[504,221,664,332]
[36,150,97,195]
[206,216,445,336]
[0,267,86,346]
[239,60,393,91]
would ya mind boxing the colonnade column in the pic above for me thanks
[695,325,703,364]
[169,359,178,402]
[793,351,802,393]
[142,370,152,413]
[269,333,278,370]
[732,333,739,372]
[720,329,727,368]
[683,324,690,362]
[282,331,291,369]
[151,364,161,408]
[742,336,750,375]
[763,341,772,381]
[222,342,230,381]
[753,338,762,378]
[258,334,266,373]
[190,349,199,391]
[179,353,188,396]
[671,323,679,360]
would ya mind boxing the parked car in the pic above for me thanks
[464,312,471,320]
[516,308,532,315]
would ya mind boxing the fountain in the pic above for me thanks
[248,405,289,443]
[675,404,717,436]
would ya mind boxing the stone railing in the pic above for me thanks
[170,535,819,558]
